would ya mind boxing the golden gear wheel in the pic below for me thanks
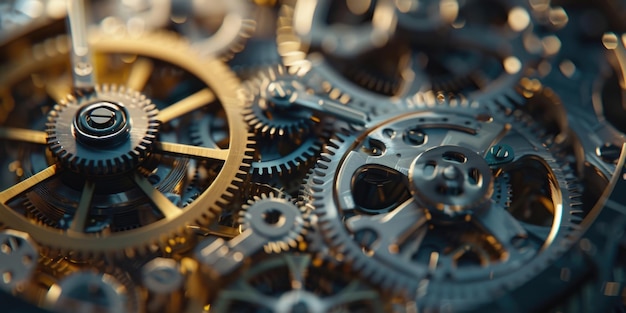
[0,30,254,258]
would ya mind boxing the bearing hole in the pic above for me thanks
[2,271,12,284]
[22,255,33,266]
[1,243,11,254]
[442,151,467,164]
[423,161,437,177]
[468,168,482,186]
[263,209,285,227]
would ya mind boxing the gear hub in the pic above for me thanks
[409,145,494,218]
[46,84,159,175]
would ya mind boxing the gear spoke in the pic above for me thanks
[219,282,278,309]
[0,127,47,145]
[45,78,72,103]
[0,165,58,203]
[126,58,154,92]
[473,203,527,251]
[292,92,369,125]
[133,173,182,220]
[155,141,229,161]
[68,180,95,233]
[322,281,380,310]
[285,253,309,290]
[521,223,551,241]
[442,122,511,156]
[156,88,215,123]
[347,199,427,246]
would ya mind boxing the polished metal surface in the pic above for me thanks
[0,1,625,312]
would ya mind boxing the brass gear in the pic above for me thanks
[0,31,253,258]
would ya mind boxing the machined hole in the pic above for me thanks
[2,271,12,284]
[442,151,467,164]
[263,209,285,227]
[467,168,482,186]
[352,165,411,214]
[423,161,437,177]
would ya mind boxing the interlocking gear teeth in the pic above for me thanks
[0,31,255,259]
[308,105,584,302]
[46,84,159,176]
[238,192,308,253]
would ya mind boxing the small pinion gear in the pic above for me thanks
[238,193,308,253]
[46,84,159,175]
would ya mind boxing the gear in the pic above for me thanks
[210,253,388,313]
[0,31,253,258]
[278,0,546,101]
[306,99,582,307]
[240,65,317,138]
[46,84,159,175]
[238,193,307,253]
[251,134,322,178]
[0,229,39,291]
[44,268,141,313]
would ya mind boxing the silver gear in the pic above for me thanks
[240,65,317,138]
[44,268,141,313]
[238,193,307,253]
[251,135,322,178]
[210,253,388,313]
[306,99,582,307]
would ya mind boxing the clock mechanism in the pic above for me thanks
[0,0,625,312]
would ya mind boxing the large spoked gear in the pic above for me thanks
[304,96,585,309]
[0,31,253,258]
[210,253,389,313]
[46,84,159,175]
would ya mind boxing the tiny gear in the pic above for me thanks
[238,193,307,253]
[46,84,159,175]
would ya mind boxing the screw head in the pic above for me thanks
[404,127,426,145]
[74,101,130,147]
[87,106,117,129]
[485,144,515,165]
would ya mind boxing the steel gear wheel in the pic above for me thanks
[44,268,142,313]
[304,97,583,309]
[0,31,253,258]
[240,65,318,138]
[238,193,307,253]
[46,84,159,175]
[251,135,322,178]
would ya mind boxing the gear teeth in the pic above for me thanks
[46,84,160,176]
[238,191,308,253]
[0,31,254,259]
[240,64,315,139]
